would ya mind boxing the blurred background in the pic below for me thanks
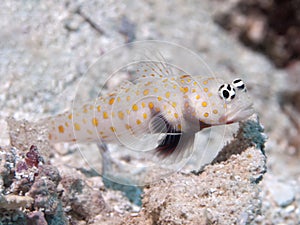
[0,0,299,224]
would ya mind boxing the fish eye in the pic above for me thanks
[232,78,247,92]
[218,84,236,102]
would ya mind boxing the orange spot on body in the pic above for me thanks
[143,89,149,95]
[132,104,138,111]
[204,112,209,117]
[125,124,132,130]
[136,119,141,125]
[109,98,115,105]
[118,111,124,119]
[148,102,154,109]
[97,106,101,112]
[92,118,99,126]
[145,81,152,86]
[165,92,170,98]
[83,108,88,113]
[58,125,65,133]
[202,101,207,107]
[74,123,81,131]
[180,87,189,93]
[103,112,109,119]
[143,113,148,119]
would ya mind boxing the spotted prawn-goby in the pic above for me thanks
[42,62,254,161]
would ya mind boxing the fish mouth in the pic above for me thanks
[219,102,254,124]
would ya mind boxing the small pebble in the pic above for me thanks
[285,205,295,213]
[268,180,295,207]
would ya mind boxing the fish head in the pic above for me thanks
[185,77,254,128]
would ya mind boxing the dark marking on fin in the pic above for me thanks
[156,132,182,156]
[154,115,182,157]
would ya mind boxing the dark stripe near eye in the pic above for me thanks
[237,84,245,90]
[233,79,242,84]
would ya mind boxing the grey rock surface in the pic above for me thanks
[125,146,265,225]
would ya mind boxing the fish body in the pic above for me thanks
[45,63,254,160]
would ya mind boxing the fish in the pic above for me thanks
[41,61,254,163]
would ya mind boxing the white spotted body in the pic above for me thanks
[45,62,254,159]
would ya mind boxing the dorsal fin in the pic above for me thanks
[133,50,186,80]
[113,80,134,93]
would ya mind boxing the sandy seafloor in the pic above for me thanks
[0,0,299,224]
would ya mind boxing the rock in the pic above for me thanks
[0,195,34,210]
[123,117,267,225]
[59,167,106,220]
[27,211,48,225]
[266,178,295,207]
[123,147,265,224]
